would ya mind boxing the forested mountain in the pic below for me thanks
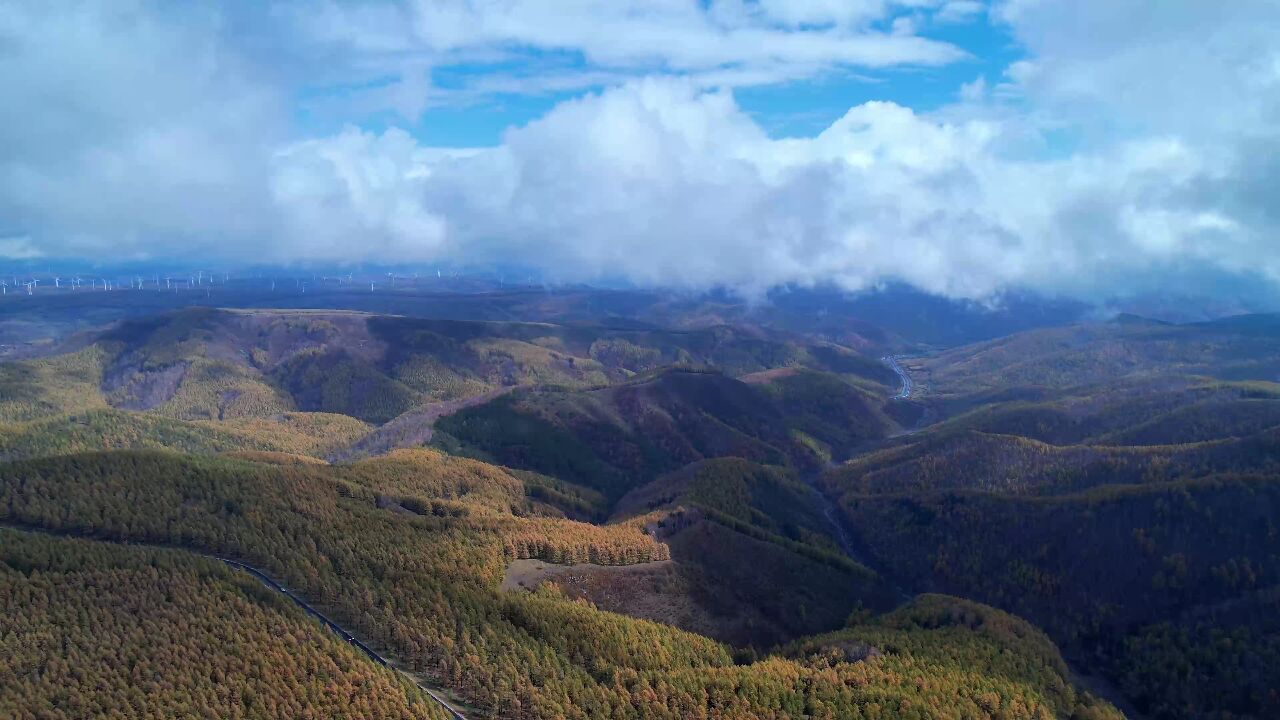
[3,294,1277,718]
[917,314,1280,396]
[0,449,1117,719]
[817,314,1280,719]
[0,307,895,463]
[1,528,453,720]
[437,367,898,500]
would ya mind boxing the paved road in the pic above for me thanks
[215,557,468,720]
[882,355,913,399]
[1,523,468,720]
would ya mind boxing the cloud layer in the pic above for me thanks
[2,0,1278,304]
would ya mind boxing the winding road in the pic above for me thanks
[882,355,913,399]
[2,524,469,720]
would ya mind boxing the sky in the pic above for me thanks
[2,1,1279,305]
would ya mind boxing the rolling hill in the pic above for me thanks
[0,448,1118,719]
[437,367,900,501]
[7,300,1277,717]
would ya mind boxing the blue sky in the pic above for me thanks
[301,15,1023,147]
[284,1,1024,146]
[2,1,1278,306]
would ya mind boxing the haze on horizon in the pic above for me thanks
[2,1,1278,308]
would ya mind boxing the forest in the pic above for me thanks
[0,448,1118,719]
[2,303,1279,718]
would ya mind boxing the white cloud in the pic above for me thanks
[0,1,282,260]
[271,127,447,262]
[282,0,965,90]
[935,1,985,24]
[378,78,1278,299]
[1,0,1279,307]
[0,236,42,260]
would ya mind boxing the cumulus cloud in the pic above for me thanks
[393,79,1277,299]
[2,0,1279,305]
[0,1,283,260]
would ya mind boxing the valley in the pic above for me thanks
[11,5,1278,718]
[2,288,1277,719]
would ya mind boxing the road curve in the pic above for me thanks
[882,355,913,399]
[0,523,468,720]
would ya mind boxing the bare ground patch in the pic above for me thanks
[501,558,760,643]
[331,386,513,461]
[737,367,799,385]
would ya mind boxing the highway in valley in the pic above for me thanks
[1,523,469,720]
[883,355,913,399]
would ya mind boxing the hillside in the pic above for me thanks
[0,528,452,720]
[826,426,1280,497]
[826,472,1280,718]
[438,367,900,501]
[923,376,1280,446]
[6,303,1276,717]
[591,457,899,647]
[813,317,1280,718]
[0,448,1117,719]
[0,307,898,463]
[917,315,1280,397]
